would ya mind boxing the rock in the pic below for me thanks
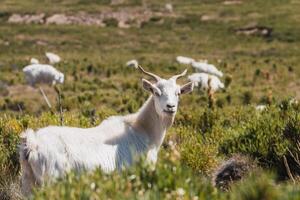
[0,39,10,46]
[212,154,257,191]
[0,81,9,96]
[46,14,105,26]
[201,14,218,21]
[8,13,45,24]
[247,12,262,19]
[118,21,130,28]
[24,13,45,24]
[235,24,272,37]
[8,14,23,23]
[46,14,71,25]
[7,8,172,28]
[111,0,125,5]
[223,0,242,5]
[36,40,47,46]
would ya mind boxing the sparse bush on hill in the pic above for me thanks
[220,103,300,179]
[1,0,300,199]
[0,103,299,199]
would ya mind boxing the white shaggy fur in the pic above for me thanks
[30,58,39,64]
[45,52,61,64]
[191,61,223,77]
[19,66,193,196]
[188,73,224,92]
[176,56,195,65]
[289,98,298,105]
[23,64,64,86]
[255,105,267,111]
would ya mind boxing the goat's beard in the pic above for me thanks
[161,112,176,128]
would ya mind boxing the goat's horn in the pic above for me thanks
[138,65,161,81]
[171,69,187,81]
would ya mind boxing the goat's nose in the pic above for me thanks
[166,104,175,108]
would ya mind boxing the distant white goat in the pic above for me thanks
[45,52,61,64]
[188,73,224,92]
[19,66,194,196]
[165,3,173,12]
[30,58,39,64]
[176,56,195,65]
[256,105,267,111]
[289,98,299,105]
[126,59,138,68]
[192,61,223,77]
[23,64,64,86]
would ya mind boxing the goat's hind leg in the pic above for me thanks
[20,158,37,197]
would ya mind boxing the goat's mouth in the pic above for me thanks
[163,110,176,114]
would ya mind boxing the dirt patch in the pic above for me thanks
[9,85,56,100]
[288,81,300,99]
[0,81,9,96]
[36,40,48,46]
[0,39,10,46]
[223,0,242,5]
[6,84,57,112]
[8,13,45,24]
[201,13,240,22]
[247,12,262,19]
[201,14,218,21]
[110,0,125,5]
[7,8,177,28]
[45,13,106,26]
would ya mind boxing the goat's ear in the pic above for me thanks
[180,82,194,95]
[142,79,161,96]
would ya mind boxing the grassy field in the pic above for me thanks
[1,0,300,199]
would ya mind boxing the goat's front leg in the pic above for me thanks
[146,148,158,169]
[52,80,56,86]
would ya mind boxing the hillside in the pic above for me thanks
[1,0,300,199]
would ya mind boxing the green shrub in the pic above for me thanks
[0,116,22,175]
[33,156,217,200]
[242,91,253,105]
[229,172,282,200]
[220,105,300,178]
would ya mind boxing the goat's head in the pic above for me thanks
[56,72,64,84]
[139,65,194,117]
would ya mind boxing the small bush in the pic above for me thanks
[33,157,216,200]
[220,105,300,178]
[242,91,253,105]
[103,18,118,27]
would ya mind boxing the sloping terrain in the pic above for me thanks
[1,0,300,199]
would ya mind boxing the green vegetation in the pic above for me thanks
[1,0,300,199]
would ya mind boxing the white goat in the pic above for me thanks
[165,3,173,12]
[192,61,223,77]
[188,73,224,92]
[289,98,299,105]
[255,105,267,111]
[19,66,194,196]
[45,52,61,64]
[30,58,39,64]
[126,59,138,68]
[23,64,64,86]
[176,56,195,65]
